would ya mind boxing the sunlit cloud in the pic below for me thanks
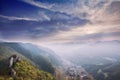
[37,23,120,44]
[21,0,120,24]
[0,0,120,44]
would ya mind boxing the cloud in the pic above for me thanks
[0,32,3,39]
[1,0,120,44]
[75,32,120,41]
[65,0,120,24]
[0,13,88,40]
[21,0,120,24]
[104,57,117,62]
[37,23,120,44]
[0,9,88,31]
[38,11,51,21]
[22,0,54,10]
[0,15,38,21]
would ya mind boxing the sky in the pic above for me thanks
[0,0,120,45]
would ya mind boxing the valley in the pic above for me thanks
[0,0,120,79]
[0,42,120,80]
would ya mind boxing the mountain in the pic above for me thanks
[0,59,55,80]
[83,62,120,80]
[0,42,61,74]
[19,43,62,66]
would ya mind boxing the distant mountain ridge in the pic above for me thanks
[62,41,120,65]
[83,62,120,80]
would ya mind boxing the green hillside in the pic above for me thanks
[0,59,55,80]
[19,43,61,66]
[0,42,61,74]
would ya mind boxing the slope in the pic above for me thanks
[83,62,120,80]
[0,59,55,80]
[0,42,61,74]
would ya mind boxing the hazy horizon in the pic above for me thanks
[0,0,120,66]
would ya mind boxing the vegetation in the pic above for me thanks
[0,60,56,80]
[0,42,58,80]
[0,42,60,74]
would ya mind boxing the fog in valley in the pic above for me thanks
[44,41,120,65]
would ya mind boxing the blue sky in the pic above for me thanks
[0,0,120,44]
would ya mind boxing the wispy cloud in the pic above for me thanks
[21,0,120,24]
[38,11,51,21]
[22,0,54,10]
[0,13,88,41]
[37,23,120,44]
[0,15,38,21]
[0,0,120,44]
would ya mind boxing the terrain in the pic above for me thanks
[83,62,120,80]
[48,41,120,80]
[0,41,120,80]
[0,42,62,74]
[0,59,55,80]
[0,42,62,80]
